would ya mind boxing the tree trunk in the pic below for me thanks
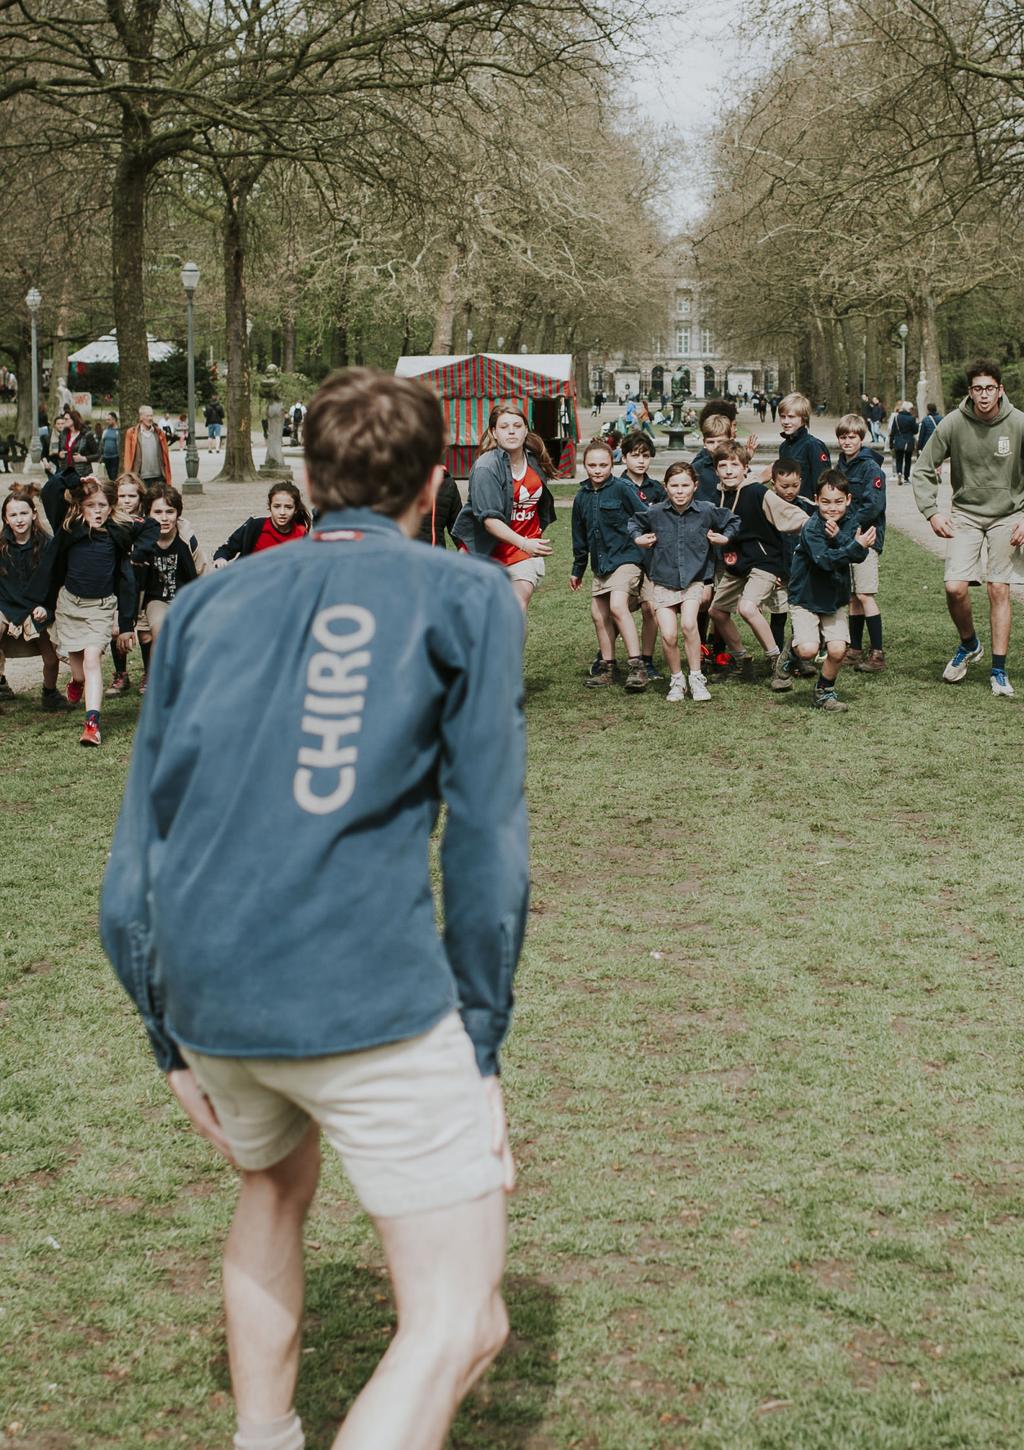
[112,142,151,426]
[838,315,862,411]
[913,288,945,413]
[15,326,34,451]
[864,315,880,398]
[282,317,295,373]
[217,183,258,482]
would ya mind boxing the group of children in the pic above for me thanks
[568,394,886,710]
[0,475,310,745]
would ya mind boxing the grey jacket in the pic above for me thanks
[100,509,530,1078]
[451,447,557,556]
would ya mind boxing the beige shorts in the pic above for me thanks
[711,567,778,614]
[766,582,789,613]
[791,604,849,651]
[592,563,642,598]
[505,556,545,588]
[851,551,880,594]
[54,589,116,654]
[137,599,170,637]
[944,511,1024,585]
[649,580,705,610]
[179,1011,504,1218]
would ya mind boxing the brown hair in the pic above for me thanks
[770,458,802,482]
[267,481,312,531]
[711,440,749,467]
[664,461,697,486]
[146,482,184,518]
[582,437,614,462]
[304,368,445,515]
[815,469,851,497]
[836,413,867,439]
[62,476,131,531]
[0,482,48,564]
[701,414,733,442]
[779,392,810,422]
[478,400,557,479]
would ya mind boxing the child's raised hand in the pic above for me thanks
[824,518,839,538]
[633,532,657,548]
[569,576,582,591]
[706,530,730,546]
[746,432,759,455]
[31,605,48,622]
[213,557,229,570]
[855,525,877,548]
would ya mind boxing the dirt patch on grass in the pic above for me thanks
[844,1326,904,1387]
[806,1258,856,1293]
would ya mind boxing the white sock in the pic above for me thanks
[234,1410,304,1450]
[671,671,684,683]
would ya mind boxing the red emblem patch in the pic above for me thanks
[873,477,883,489]
[819,452,828,462]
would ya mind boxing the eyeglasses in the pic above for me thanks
[970,384,999,394]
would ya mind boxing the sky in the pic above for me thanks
[630,0,779,225]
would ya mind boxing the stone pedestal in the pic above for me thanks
[258,398,290,480]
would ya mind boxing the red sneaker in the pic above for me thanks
[79,720,101,748]
[138,673,148,696]
[66,679,84,704]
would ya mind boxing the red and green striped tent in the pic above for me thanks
[395,353,580,479]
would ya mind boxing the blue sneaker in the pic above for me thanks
[644,660,663,681]
[991,669,1015,698]
[942,640,983,683]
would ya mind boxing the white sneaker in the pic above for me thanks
[666,674,687,703]
[688,671,711,702]
[991,669,1015,697]
[942,640,984,682]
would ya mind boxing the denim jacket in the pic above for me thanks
[100,509,530,1077]
[788,511,869,614]
[570,477,644,578]
[628,499,740,589]
[451,448,556,556]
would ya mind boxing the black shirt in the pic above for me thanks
[65,529,118,599]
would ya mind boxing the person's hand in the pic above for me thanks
[31,606,48,622]
[824,518,839,538]
[855,525,877,548]
[213,557,228,570]
[707,530,730,545]
[569,575,582,591]
[480,1075,515,1192]
[1010,520,1024,548]
[746,431,759,454]
[72,453,85,463]
[526,537,553,558]
[167,1068,237,1165]
[929,513,955,539]
[633,532,656,548]
[115,631,135,651]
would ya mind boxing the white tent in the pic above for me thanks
[68,332,177,365]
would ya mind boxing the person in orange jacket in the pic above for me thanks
[122,405,172,488]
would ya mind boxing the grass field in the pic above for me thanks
[2,527,1023,1449]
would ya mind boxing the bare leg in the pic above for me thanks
[820,640,846,685]
[680,598,702,673]
[511,580,534,616]
[944,581,974,639]
[591,595,615,660]
[988,582,1011,655]
[854,592,879,619]
[39,634,60,690]
[655,606,681,675]
[68,648,86,687]
[608,591,641,657]
[737,599,778,654]
[224,1127,321,1422]
[333,1190,508,1450]
[640,600,658,655]
[83,645,104,712]
[709,608,743,655]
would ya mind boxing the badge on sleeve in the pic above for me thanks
[819,452,828,462]
[873,477,883,489]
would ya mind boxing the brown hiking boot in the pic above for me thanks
[584,662,614,688]
[846,648,864,666]
[624,658,649,692]
[855,648,885,673]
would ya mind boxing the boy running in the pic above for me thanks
[570,439,648,691]
[835,412,887,672]
[778,391,831,500]
[773,470,876,710]
[616,431,667,677]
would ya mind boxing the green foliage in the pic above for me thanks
[73,351,217,413]
[3,516,1024,1446]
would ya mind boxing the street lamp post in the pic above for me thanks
[181,262,201,494]
[25,287,42,472]
[898,321,908,402]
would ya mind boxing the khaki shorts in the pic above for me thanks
[54,589,116,654]
[851,551,880,594]
[766,582,789,613]
[505,556,545,588]
[179,1011,504,1218]
[711,567,778,614]
[137,599,170,637]
[592,563,642,598]
[791,604,849,651]
[944,511,1024,585]
[649,580,705,609]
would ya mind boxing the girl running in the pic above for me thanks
[106,473,147,697]
[0,484,72,712]
[212,481,311,567]
[132,484,209,694]
[35,476,156,746]
[452,401,557,613]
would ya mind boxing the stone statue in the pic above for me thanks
[258,364,289,478]
[670,366,687,403]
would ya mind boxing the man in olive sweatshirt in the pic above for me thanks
[912,360,1024,698]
